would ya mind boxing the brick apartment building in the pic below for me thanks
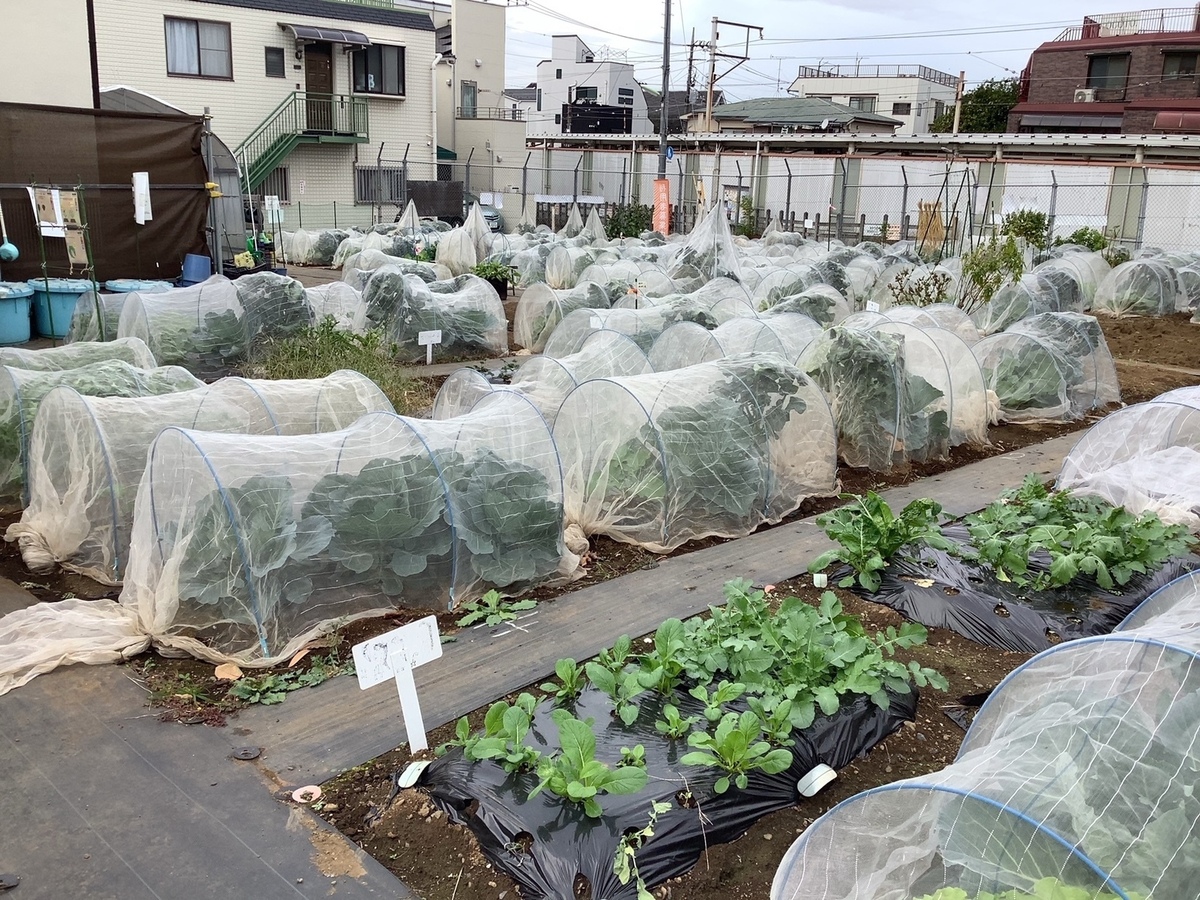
[1010,6,1200,133]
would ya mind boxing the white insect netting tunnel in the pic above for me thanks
[771,570,1200,900]
[5,372,394,583]
[622,277,757,323]
[0,337,156,371]
[542,300,719,357]
[432,331,652,423]
[513,282,611,351]
[760,284,851,326]
[1057,386,1200,530]
[117,276,246,378]
[552,356,838,552]
[971,273,1065,335]
[0,361,202,511]
[647,314,823,371]
[363,268,507,361]
[1093,259,1185,317]
[119,392,576,664]
[305,282,368,333]
[973,313,1120,424]
[796,326,956,471]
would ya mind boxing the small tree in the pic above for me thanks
[958,234,1025,313]
[931,79,1020,134]
[1000,209,1051,250]
[1054,226,1108,252]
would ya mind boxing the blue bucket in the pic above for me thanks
[104,279,173,293]
[0,283,33,345]
[30,278,93,339]
[180,254,213,286]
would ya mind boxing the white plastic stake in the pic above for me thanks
[417,329,443,365]
[353,616,442,752]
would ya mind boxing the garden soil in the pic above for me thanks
[1097,312,1199,370]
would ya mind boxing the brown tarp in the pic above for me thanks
[0,102,210,282]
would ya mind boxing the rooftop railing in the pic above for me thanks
[793,64,958,88]
[1053,6,1200,40]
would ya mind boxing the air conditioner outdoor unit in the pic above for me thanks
[1074,88,1096,102]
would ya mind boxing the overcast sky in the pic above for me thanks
[501,0,1115,98]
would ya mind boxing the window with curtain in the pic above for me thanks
[460,81,477,117]
[848,95,877,113]
[264,46,285,78]
[1087,54,1130,91]
[165,17,231,79]
[352,45,406,96]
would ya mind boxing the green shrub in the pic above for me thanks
[1055,226,1108,252]
[1000,209,1050,250]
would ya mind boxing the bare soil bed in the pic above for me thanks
[1097,312,1199,370]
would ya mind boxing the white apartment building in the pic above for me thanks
[524,35,652,136]
[787,65,959,135]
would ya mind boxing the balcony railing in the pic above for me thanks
[456,106,525,121]
[1053,6,1200,40]
[794,64,958,88]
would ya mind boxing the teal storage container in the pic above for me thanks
[0,283,33,346]
[104,279,173,293]
[30,278,94,339]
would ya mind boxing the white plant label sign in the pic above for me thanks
[417,329,443,365]
[865,300,881,313]
[353,616,442,752]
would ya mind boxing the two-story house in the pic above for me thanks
[1010,6,1200,133]
[787,64,958,135]
[522,35,652,136]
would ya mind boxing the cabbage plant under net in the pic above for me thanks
[553,356,838,552]
[513,281,610,351]
[363,268,507,361]
[283,228,349,266]
[305,282,368,333]
[118,392,576,663]
[65,292,138,343]
[763,284,851,326]
[797,326,952,470]
[668,203,743,283]
[1092,259,1184,316]
[0,337,156,372]
[648,313,823,371]
[971,273,1062,335]
[433,331,651,424]
[772,573,1200,900]
[209,370,394,434]
[542,298,719,357]
[117,276,246,378]
[0,361,201,511]
[341,250,448,291]
[1057,387,1200,529]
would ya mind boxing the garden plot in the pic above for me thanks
[553,356,837,552]
[1093,258,1186,316]
[119,391,576,664]
[0,336,156,371]
[648,313,823,371]
[542,299,719,357]
[513,281,611,352]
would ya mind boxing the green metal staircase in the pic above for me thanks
[235,92,369,192]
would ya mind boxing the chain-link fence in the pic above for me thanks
[252,148,1200,254]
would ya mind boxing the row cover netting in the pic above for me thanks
[4,371,392,584]
[1058,385,1200,529]
[553,356,838,551]
[772,570,1200,900]
[120,392,578,663]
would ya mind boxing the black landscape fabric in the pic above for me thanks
[414,685,915,900]
[864,526,1199,654]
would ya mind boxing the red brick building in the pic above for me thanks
[1010,6,1200,133]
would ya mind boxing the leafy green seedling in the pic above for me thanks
[540,658,586,705]
[688,680,746,723]
[530,711,648,818]
[654,703,701,740]
[613,800,672,900]
[585,662,648,726]
[681,710,794,795]
[638,618,689,696]
[619,744,647,769]
[456,590,537,627]
[441,693,542,774]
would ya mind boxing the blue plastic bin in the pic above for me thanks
[0,283,33,345]
[180,254,213,286]
[104,279,173,293]
[30,278,94,339]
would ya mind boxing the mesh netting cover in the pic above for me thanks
[5,372,390,583]
[973,312,1118,424]
[363,268,507,361]
[1057,387,1200,529]
[797,326,953,470]
[66,291,142,343]
[668,203,743,283]
[117,276,246,378]
[0,361,201,511]
[772,572,1200,900]
[513,282,611,351]
[971,274,1063,335]
[1092,259,1185,317]
[545,246,604,290]
[0,337,156,371]
[558,203,584,238]
[283,229,349,267]
[305,282,368,333]
[542,299,719,357]
[433,331,652,424]
[648,313,823,371]
[5,387,262,583]
[576,261,676,299]
[118,392,577,663]
[341,250,449,291]
[553,356,838,552]
[613,277,758,324]
[435,228,478,276]
[762,284,851,326]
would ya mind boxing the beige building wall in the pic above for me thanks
[90,0,435,219]
[1,0,93,107]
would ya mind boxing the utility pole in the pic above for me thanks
[657,0,671,178]
[686,28,696,119]
[952,70,965,135]
[704,18,764,132]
